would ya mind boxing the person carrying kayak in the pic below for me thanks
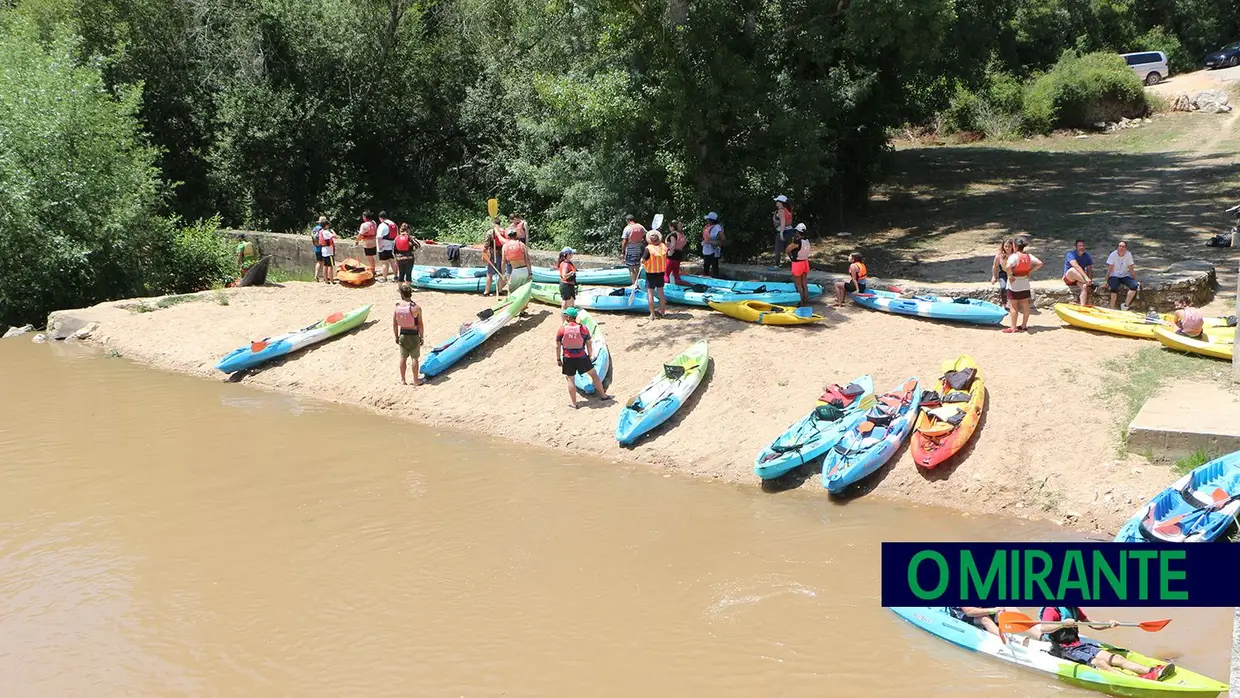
[236,237,259,274]
[786,222,812,305]
[1022,607,1174,681]
[1002,237,1042,333]
[393,283,425,386]
[641,230,669,320]
[357,211,379,275]
[503,229,531,291]
[555,306,612,409]
[1172,298,1206,338]
[376,211,399,283]
[665,220,688,286]
[393,223,420,283]
[619,214,648,284]
[771,194,794,270]
[833,253,867,307]
[557,247,578,310]
[701,212,724,278]
[482,218,507,296]
[318,220,337,284]
[948,607,1019,637]
[311,216,327,282]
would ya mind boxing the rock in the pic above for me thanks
[49,315,89,341]
[1192,89,1232,114]
[1169,92,1193,112]
[70,323,98,340]
[1065,511,1081,519]
[3,324,34,338]
[32,334,46,344]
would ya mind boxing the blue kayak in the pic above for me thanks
[1114,451,1240,542]
[753,376,875,480]
[529,282,650,313]
[643,280,804,308]
[850,289,1006,326]
[615,340,709,445]
[678,274,825,298]
[216,305,371,374]
[822,377,920,494]
[420,284,533,378]
[574,310,611,395]
[409,265,490,292]
[531,266,636,285]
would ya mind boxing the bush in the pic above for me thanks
[940,70,1026,140]
[1022,51,1148,133]
[1135,26,1191,78]
[141,216,235,295]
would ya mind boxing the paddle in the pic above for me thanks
[998,611,1171,633]
[487,198,499,218]
[651,213,664,231]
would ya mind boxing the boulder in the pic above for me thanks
[1168,92,1193,112]
[3,324,34,339]
[32,333,46,344]
[48,315,89,341]
[1192,89,1232,114]
[71,323,98,340]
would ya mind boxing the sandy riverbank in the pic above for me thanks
[51,280,1224,536]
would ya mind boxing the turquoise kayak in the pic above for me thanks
[531,266,636,285]
[1114,450,1240,543]
[678,274,824,298]
[753,376,875,480]
[574,310,611,395]
[216,305,371,374]
[643,280,804,308]
[420,284,532,378]
[615,340,709,445]
[529,282,649,313]
[822,377,920,493]
[850,289,1006,326]
[409,265,490,292]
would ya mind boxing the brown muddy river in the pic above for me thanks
[0,339,1231,697]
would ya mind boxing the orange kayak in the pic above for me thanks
[336,258,374,287]
[911,355,985,469]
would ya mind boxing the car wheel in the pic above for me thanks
[1229,56,1238,68]
[1144,72,1161,86]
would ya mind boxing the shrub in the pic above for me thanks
[1135,26,1191,78]
[940,70,1026,140]
[1022,51,1148,133]
[141,216,235,295]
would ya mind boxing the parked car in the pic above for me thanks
[1204,42,1240,69]
[1121,51,1168,85]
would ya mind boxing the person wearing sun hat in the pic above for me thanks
[771,194,795,270]
[557,246,578,309]
[701,211,725,277]
[555,306,613,409]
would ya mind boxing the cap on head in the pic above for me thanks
[507,229,519,238]
[624,214,635,222]
[704,212,718,221]
[317,216,328,225]
[795,223,807,232]
[560,246,576,255]
[563,307,579,319]
[773,194,788,203]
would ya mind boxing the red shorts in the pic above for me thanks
[791,260,810,276]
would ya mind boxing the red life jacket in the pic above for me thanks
[625,223,646,244]
[561,323,585,351]
[1012,253,1032,276]
[394,233,413,253]
[381,219,397,240]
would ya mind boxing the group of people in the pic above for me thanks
[482,215,531,295]
[309,212,422,284]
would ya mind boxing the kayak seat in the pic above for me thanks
[609,288,628,297]
[689,284,710,293]
[944,368,977,391]
[472,270,487,278]
[432,268,452,278]
[943,390,971,403]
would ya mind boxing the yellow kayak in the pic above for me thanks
[1053,303,1231,340]
[707,299,825,326]
[1154,326,1235,360]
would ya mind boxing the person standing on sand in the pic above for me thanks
[833,253,867,306]
[1063,239,1094,306]
[394,223,420,283]
[640,230,669,319]
[556,307,613,409]
[357,211,378,274]
[1003,237,1042,333]
[665,220,687,286]
[558,247,578,309]
[771,195,794,270]
[318,221,337,284]
[483,218,507,296]
[311,216,327,282]
[393,283,425,386]
[503,229,531,290]
[989,238,1015,310]
[701,212,724,278]
[1105,240,1140,310]
[376,211,399,283]
[236,237,259,274]
[620,214,648,284]
[786,223,812,305]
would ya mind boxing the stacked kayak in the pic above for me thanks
[1054,304,1234,340]
[911,356,985,469]
[616,340,709,445]
[215,305,371,374]
[409,265,490,292]
[1115,451,1240,543]
[891,607,1228,698]
[822,377,920,494]
[531,266,635,285]
[851,289,1006,326]
[1154,325,1235,360]
[574,310,611,395]
[420,283,533,378]
[529,282,649,312]
[336,258,374,287]
[649,281,802,308]
[754,376,875,480]
[679,274,825,298]
[707,299,825,326]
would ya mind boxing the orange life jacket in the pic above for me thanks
[643,244,668,273]
[561,322,585,351]
[1012,253,1032,276]
[777,207,793,228]
[852,261,868,280]
[394,301,419,330]
[559,261,577,283]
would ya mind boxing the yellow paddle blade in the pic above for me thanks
[487,198,499,218]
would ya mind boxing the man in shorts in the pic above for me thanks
[1063,239,1095,306]
[555,307,613,409]
[375,211,398,282]
[1025,607,1173,681]
[357,210,378,274]
[1105,240,1140,310]
[392,283,424,386]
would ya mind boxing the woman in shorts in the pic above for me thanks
[785,223,811,305]
[640,230,669,319]
[833,253,868,306]
[556,307,612,409]
[1003,237,1043,333]
[557,247,577,309]
[989,238,1014,310]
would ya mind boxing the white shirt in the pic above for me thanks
[1005,253,1041,292]
[319,229,336,256]
[377,222,395,251]
[1106,250,1134,278]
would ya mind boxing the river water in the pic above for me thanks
[0,339,1231,697]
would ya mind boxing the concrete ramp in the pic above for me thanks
[1127,380,1240,460]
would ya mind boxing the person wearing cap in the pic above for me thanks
[771,195,794,270]
[640,230,669,319]
[482,217,507,296]
[665,220,688,286]
[556,306,613,409]
[311,215,327,282]
[701,212,725,277]
[502,228,531,290]
[785,222,812,304]
[557,246,578,309]
[619,214,648,284]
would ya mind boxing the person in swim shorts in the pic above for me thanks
[357,210,378,274]
[1025,607,1173,681]
[557,247,577,310]
[556,307,613,409]
[619,214,648,284]
[1105,240,1140,310]
[640,230,669,319]
[392,283,425,386]
[1003,237,1042,333]
[833,252,867,306]
[786,222,812,305]
[1063,239,1095,306]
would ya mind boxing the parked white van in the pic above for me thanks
[1121,51,1168,85]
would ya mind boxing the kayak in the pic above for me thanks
[215,305,371,374]
[615,340,709,445]
[850,289,1006,326]
[531,265,636,285]
[1153,325,1235,360]
[679,274,825,298]
[822,377,920,494]
[1115,450,1240,543]
[335,258,374,287]
[409,265,489,292]
[911,355,985,469]
[650,281,803,308]
[707,299,825,326]
[753,376,875,480]
[529,282,649,313]
[891,607,1229,698]
[1054,304,1234,340]
[237,256,270,287]
[420,283,533,378]
[574,309,611,395]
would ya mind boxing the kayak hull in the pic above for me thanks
[652,281,803,308]
[707,299,825,325]
[530,282,649,313]
[215,305,372,374]
[409,265,490,292]
[822,377,920,493]
[678,274,824,298]
[615,340,709,445]
[531,266,635,285]
[1054,304,1234,341]
[420,283,532,378]
[852,290,1006,325]
[335,258,375,287]
[892,607,1228,697]
[911,355,985,469]
[1115,451,1240,543]
[574,310,610,395]
[753,375,875,480]
[1153,326,1235,360]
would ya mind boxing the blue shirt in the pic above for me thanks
[312,225,323,252]
[1063,250,1093,275]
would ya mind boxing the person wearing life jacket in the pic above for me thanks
[318,221,337,284]
[664,220,687,286]
[1063,239,1095,307]
[509,214,528,243]
[1025,607,1173,680]
[502,229,531,291]
[557,247,578,309]
[375,211,399,283]
[946,607,1019,637]
[833,252,868,306]
[619,214,648,284]
[311,216,327,282]
[701,212,724,278]
[1173,298,1206,338]
[771,194,794,270]
[236,237,259,274]
[482,217,507,296]
[555,306,613,409]
[785,222,812,305]
[640,230,669,319]
[1003,237,1043,333]
[393,222,420,283]
[392,283,425,386]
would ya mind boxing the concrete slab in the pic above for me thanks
[1127,380,1240,460]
